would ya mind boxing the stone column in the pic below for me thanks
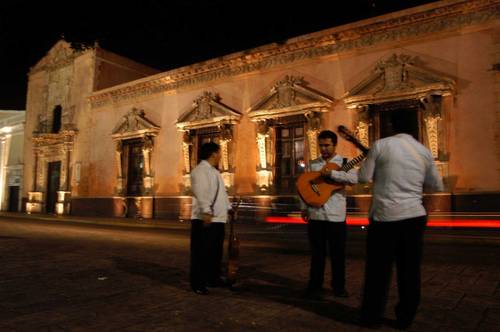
[424,116,440,159]
[65,146,71,191]
[305,111,322,160]
[27,147,43,214]
[0,136,8,210]
[115,140,124,195]
[32,147,39,191]
[59,147,68,191]
[355,106,370,148]
[255,120,273,192]
[181,131,192,191]
[421,96,442,159]
[219,123,234,190]
[142,136,154,195]
[55,145,72,215]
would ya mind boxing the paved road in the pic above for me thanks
[0,215,499,331]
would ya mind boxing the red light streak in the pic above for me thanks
[264,216,500,228]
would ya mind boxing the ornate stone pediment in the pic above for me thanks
[248,76,334,121]
[344,54,456,108]
[112,108,160,140]
[176,92,241,130]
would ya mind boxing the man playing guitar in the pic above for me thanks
[300,130,358,298]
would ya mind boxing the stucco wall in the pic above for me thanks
[85,24,500,196]
[24,1,500,210]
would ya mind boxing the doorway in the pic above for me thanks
[8,186,19,212]
[379,108,420,140]
[46,161,61,213]
[275,118,306,194]
[121,139,145,196]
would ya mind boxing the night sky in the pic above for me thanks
[0,0,436,110]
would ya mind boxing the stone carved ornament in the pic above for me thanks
[193,92,220,121]
[272,75,303,108]
[112,108,160,137]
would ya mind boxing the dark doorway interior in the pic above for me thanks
[123,139,144,196]
[275,118,305,194]
[195,126,221,168]
[8,186,19,212]
[46,161,61,213]
[379,108,420,140]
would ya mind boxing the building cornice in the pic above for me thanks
[89,0,500,108]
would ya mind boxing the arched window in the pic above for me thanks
[52,105,62,133]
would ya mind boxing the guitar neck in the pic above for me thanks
[340,153,366,172]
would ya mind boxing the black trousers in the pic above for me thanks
[361,216,427,325]
[307,220,347,292]
[190,219,225,290]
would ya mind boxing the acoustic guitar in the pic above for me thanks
[227,197,242,285]
[296,125,369,208]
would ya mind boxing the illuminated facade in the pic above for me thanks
[0,110,25,212]
[23,0,500,218]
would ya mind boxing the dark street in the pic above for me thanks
[0,215,499,331]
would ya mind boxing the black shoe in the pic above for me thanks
[333,289,349,298]
[193,287,209,295]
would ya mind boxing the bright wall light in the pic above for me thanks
[0,127,12,134]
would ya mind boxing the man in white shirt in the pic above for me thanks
[190,142,232,295]
[301,130,358,298]
[358,111,444,329]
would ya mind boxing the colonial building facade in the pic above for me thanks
[23,0,500,220]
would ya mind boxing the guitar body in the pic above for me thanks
[297,125,369,208]
[296,163,345,208]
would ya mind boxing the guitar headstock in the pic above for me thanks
[337,125,369,154]
[338,125,357,143]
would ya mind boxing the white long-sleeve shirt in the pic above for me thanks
[302,154,358,222]
[190,160,231,223]
[358,133,444,222]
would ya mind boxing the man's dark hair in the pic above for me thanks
[391,110,414,135]
[318,130,338,145]
[199,142,220,160]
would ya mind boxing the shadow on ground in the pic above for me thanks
[112,257,188,290]
[233,265,363,327]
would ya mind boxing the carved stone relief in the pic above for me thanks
[355,107,371,148]
[193,92,217,120]
[305,111,322,160]
[219,124,233,172]
[421,95,442,159]
[182,131,192,174]
[376,54,413,93]
[273,76,302,108]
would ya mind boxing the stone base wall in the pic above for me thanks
[65,192,500,222]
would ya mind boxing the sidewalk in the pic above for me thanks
[0,211,188,230]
